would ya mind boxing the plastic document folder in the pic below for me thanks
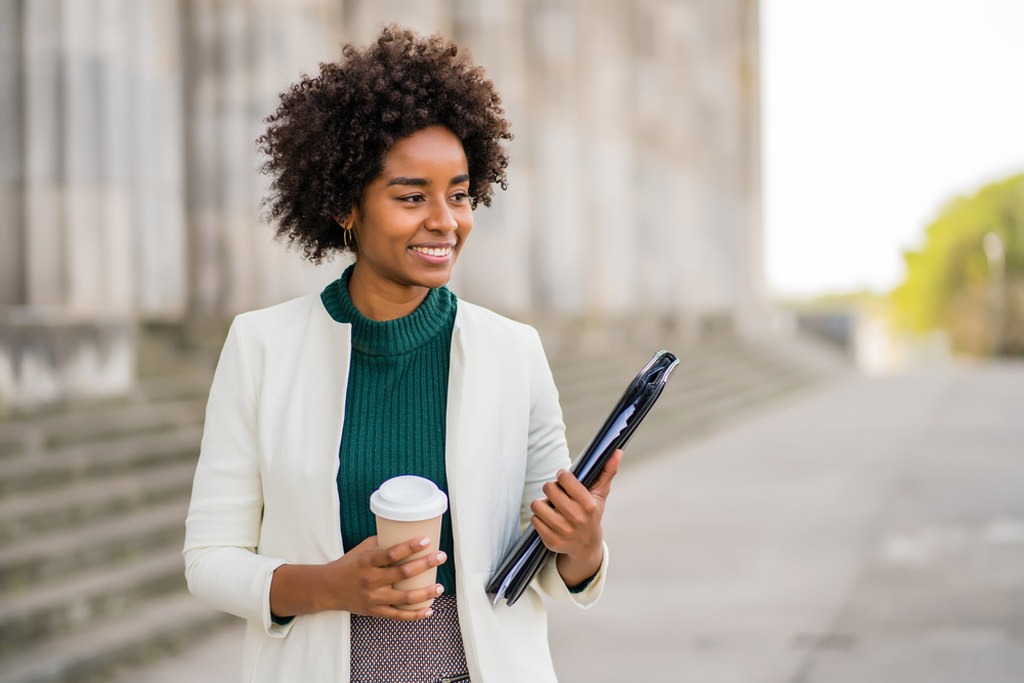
[485,349,679,607]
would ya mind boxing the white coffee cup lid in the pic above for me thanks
[370,475,449,522]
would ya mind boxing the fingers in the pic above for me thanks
[321,535,448,617]
[356,559,446,620]
[551,468,590,502]
[396,582,445,610]
[348,551,447,619]
[376,536,447,572]
[530,510,564,550]
[388,550,447,583]
[530,476,593,553]
[539,464,609,520]
[375,541,447,617]
[529,453,623,556]
[530,497,569,538]
[540,448,623,510]
[378,536,434,566]
[589,448,623,499]
[372,583,446,621]
[533,477,589,534]
[530,520,560,556]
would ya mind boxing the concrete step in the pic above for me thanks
[556,341,829,458]
[0,549,185,653]
[0,432,29,460]
[627,343,840,457]
[132,372,213,404]
[553,340,777,409]
[0,499,187,592]
[0,593,233,683]
[0,427,202,499]
[0,397,206,459]
[558,357,743,428]
[0,461,195,547]
[0,326,219,682]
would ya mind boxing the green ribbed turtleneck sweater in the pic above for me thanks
[321,265,458,594]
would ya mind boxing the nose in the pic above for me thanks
[425,198,458,232]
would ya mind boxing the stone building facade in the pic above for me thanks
[0,0,763,410]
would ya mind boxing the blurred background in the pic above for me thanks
[763,0,1024,373]
[0,1,1021,682]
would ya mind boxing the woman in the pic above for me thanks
[183,26,621,683]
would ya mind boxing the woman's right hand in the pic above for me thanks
[321,535,446,619]
[269,536,446,621]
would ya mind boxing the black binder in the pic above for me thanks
[485,350,679,607]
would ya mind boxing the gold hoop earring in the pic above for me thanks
[335,214,355,251]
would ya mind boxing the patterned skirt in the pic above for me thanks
[349,594,470,683]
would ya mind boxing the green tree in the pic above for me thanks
[892,172,1024,355]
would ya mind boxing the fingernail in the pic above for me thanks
[436,551,447,563]
[419,538,431,547]
[435,584,444,596]
[424,608,434,618]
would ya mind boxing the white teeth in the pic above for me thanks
[411,246,453,257]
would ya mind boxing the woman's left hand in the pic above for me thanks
[529,448,623,588]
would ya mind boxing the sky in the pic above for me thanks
[761,0,1024,298]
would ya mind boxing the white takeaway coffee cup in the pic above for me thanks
[370,475,449,610]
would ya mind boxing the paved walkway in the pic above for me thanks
[110,363,1024,682]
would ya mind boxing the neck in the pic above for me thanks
[347,262,429,321]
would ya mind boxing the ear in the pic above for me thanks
[334,210,356,232]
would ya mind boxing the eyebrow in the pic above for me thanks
[385,173,470,188]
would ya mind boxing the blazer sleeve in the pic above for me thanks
[182,316,294,638]
[520,327,609,607]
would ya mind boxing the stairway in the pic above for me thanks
[0,328,230,683]
[555,335,849,462]
[0,326,848,683]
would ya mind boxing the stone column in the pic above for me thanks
[629,0,681,316]
[523,0,585,313]
[4,0,135,410]
[0,0,23,409]
[689,0,745,319]
[577,0,635,317]
[737,0,767,335]
[703,0,762,331]
[185,0,343,318]
[97,0,133,314]
[660,0,705,322]
[63,0,112,313]
[218,0,259,313]
[246,0,340,309]
[446,0,532,315]
[23,0,66,308]
[183,0,226,317]
[0,0,24,308]
[345,0,452,43]
[61,0,134,396]
[642,0,763,336]
[127,0,187,319]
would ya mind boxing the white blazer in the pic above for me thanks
[183,292,607,683]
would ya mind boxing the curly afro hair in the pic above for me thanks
[257,25,513,263]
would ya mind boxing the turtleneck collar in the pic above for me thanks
[321,264,457,357]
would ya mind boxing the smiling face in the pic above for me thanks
[347,125,474,320]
